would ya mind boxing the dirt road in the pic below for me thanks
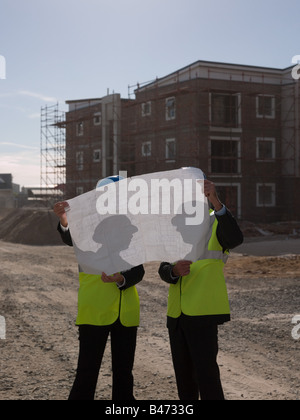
[0,239,300,400]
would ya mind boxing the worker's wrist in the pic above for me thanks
[210,198,223,212]
[171,265,180,278]
[60,223,69,232]
[117,276,126,288]
[214,201,223,212]
[214,204,226,216]
[60,216,69,228]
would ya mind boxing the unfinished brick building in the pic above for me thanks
[41,60,300,222]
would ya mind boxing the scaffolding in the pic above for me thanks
[40,61,300,222]
[40,103,66,205]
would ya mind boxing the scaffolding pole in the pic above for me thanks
[40,103,66,206]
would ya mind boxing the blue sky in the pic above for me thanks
[0,0,299,187]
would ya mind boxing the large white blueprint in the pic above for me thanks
[66,168,211,275]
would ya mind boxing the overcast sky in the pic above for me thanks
[0,0,299,187]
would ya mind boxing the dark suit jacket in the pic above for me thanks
[57,223,145,291]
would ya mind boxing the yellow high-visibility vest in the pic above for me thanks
[76,273,140,327]
[167,213,230,318]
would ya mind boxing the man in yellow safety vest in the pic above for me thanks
[54,176,144,400]
[159,179,243,400]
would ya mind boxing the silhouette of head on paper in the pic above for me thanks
[74,215,139,275]
[93,215,138,251]
[172,201,210,261]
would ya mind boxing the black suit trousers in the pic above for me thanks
[168,315,225,401]
[69,320,137,400]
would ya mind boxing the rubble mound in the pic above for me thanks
[0,208,62,245]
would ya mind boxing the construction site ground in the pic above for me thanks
[0,208,300,400]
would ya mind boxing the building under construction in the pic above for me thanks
[40,60,300,222]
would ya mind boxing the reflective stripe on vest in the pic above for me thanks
[76,272,140,327]
[167,213,230,318]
